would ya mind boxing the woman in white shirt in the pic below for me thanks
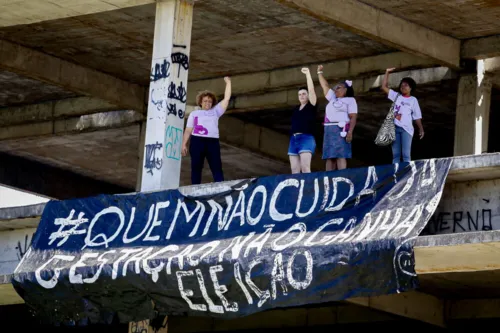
[317,65,358,171]
[381,68,424,164]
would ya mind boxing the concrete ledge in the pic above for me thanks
[0,153,498,230]
[447,153,500,182]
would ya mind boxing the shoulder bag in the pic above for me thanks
[374,93,399,146]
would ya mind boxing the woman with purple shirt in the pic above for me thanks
[182,76,231,185]
[317,65,358,171]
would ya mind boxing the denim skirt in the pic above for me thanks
[322,125,352,159]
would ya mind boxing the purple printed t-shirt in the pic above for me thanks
[186,102,225,139]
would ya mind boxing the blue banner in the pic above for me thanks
[12,159,451,325]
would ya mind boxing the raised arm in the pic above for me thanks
[382,67,395,95]
[220,76,231,111]
[317,65,330,97]
[301,68,317,106]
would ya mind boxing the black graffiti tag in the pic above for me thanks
[167,103,185,119]
[144,142,163,175]
[150,59,171,82]
[168,81,187,103]
[171,52,189,77]
[16,234,32,261]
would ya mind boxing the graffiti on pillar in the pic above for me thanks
[171,52,189,77]
[144,142,164,175]
[167,103,185,119]
[167,81,187,103]
[165,126,183,160]
[15,233,33,261]
[150,59,171,82]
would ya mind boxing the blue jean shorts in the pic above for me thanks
[288,133,316,156]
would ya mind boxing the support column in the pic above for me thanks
[140,0,193,192]
[454,60,492,156]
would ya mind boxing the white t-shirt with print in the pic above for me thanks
[388,89,422,136]
[324,89,358,125]
[186,103,225,139]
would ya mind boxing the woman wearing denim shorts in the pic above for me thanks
[317,65,358,171]
[287,67,318,174]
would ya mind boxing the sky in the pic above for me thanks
[0,185,49,208]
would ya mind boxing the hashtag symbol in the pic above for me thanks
[48,210,89,247]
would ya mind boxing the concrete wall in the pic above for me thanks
[423,179,500,235]
[0,228,36,277]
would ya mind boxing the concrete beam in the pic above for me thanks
[415,230,500,273]
[167,303,400,332]
[448,298,500,320]
[491,75,500,90]
[484,57,500,74]
[348,291,445,327]
[0,0,155,27]
[275,0,460,68]
[0,110,143,141]
[219,116,323,172]
[0,97,119,127]
[462,35,500,59]
[224,67,456,113]
[187,52,437,104]
[0,39,145,112]
[0,152,132,200]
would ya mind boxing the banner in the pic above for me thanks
[12,159,451,325]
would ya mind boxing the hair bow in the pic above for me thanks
[345,80,353,87]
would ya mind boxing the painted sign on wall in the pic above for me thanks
[12,159,451,325]
[422,179,500,235]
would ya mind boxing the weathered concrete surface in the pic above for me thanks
[0,0,156,27]
[0,228,35,276]
[0,123,291,189]
[0,97,119,127]
[423,179,500,235]
[0,39,145,111]
[463,35,500,59]
[277,0,460,67]
[0,110,143,141]
[219,67,456,113]
[0,204,45,231]
[0,70,77,108]
[358,0,500,39]
[0,151,132,199]
[187,52,437,102]
[167,303,402,332]
[0,1,393,85]
[454,72,492,156]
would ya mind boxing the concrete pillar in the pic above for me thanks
[454,60,492,156]
[140,0,193,192]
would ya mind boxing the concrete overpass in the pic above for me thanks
[0,0,499,199]
[1,0,500,331]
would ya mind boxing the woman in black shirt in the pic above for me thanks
[288,67,318,173]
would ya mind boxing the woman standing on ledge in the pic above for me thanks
[182,76,231,185]
[317,65,358,171]
[381,68,424,164]
[287,67,318,174]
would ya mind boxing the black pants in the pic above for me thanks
[189,135,224,185]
